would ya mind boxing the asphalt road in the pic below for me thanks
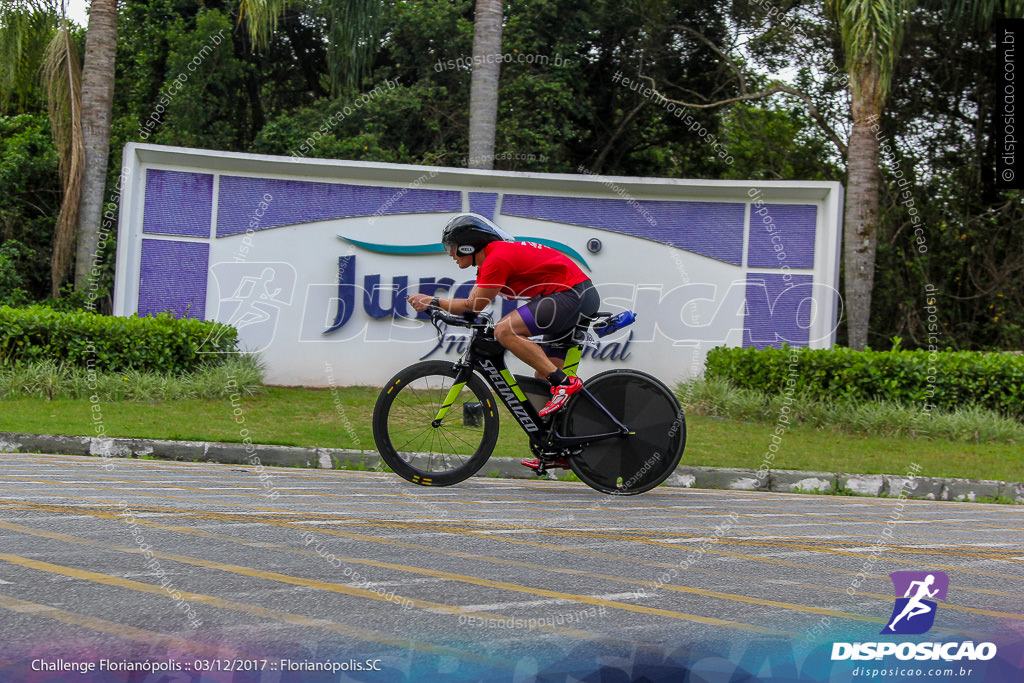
[0,452,1021,682]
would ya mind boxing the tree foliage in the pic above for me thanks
[0,0,1021,350]
[0,0,60,113]
[0,114,60,301]
[871,5,1024,350]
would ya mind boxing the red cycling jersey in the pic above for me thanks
[476,241,589,300]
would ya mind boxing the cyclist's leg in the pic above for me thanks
[539,347,567,379]
[535,281,599,341]
[577,280,601,319]
[498,281,597,380]
[499,300,575,379]
[494,309,559,378]
[535,282,600,378]
[518,296,568,378]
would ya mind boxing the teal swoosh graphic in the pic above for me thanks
[338,235,591,271]
[338,237,445,254]
[512,237,591,271]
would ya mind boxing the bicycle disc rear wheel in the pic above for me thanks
[563,369,685,495]
[372,361,499,486]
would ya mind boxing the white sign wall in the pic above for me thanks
[114,144,843,386]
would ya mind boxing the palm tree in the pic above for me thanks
[827,0,914,350]
[240,0,503,168]
[831,0,1022,349]
[240,0,382,94]
[0,0,57,113]
[0,0,84,296]
[632,3,899,349]
[74,0,118,294]
[43,8,84,296]
[467,0,502,170]
[1,0,117,297]
[938,0,1021,27]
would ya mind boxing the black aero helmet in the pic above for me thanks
[441,213,514,255]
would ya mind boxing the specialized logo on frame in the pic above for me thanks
[881,571,949,635]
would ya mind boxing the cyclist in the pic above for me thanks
[406,213,599,418]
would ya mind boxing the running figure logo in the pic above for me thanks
[203,263,296,353]
[223,267,285,329]
[881,571,949,635]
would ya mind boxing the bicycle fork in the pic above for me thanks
[430,363,475,427]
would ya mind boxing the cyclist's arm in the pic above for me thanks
[407,287,500,314]
[438,286,500,314]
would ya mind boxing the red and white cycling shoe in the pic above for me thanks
[538,376,583,417]
[521,457,571,471]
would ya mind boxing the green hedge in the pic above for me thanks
[0,306,239,373]
[704,346,1024,419]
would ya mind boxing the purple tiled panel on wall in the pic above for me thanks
[501,195,745,265]
[469,192,499,220]
[746,204,817,269]
[138,239,209,320]
[216,176,462,237]
[743,273,813,349]
[142,169,214,237]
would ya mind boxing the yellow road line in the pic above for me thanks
[0,520,464,613]
[339,553,1023,627]
[0,592,238,657]
[7,507,1004,639]
[14,454,1015,561]
[498,528,1024,579]
[3,491,1022,616]
[0,517,788,637]
[9,456,1024,540]
[0,553,511,666]
[5,471,1022,566]
[11,453,1024,529]
[332,557,791,636]
[3,490,1023,592]
[3,471,1022,605]
[0,521,627,644]
[443,527,1024,606]
[0,499,893,625]
[9,455,1023,550]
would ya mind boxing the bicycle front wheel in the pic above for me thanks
[563,369,686,495]
[372,361,499,486]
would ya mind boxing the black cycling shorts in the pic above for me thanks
[516,280,600,358]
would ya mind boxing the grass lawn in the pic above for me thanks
[1,386,1021,482]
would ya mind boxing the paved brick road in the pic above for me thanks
[0,453,1021,681]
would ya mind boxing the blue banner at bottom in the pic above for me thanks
[2,634,1021,682]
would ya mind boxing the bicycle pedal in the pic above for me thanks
[521,457,544,472]
[521,457,570,474]
[523,456,570,472]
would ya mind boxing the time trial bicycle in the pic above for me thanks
[371,309,686,495]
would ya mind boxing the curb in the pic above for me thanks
[2,432,1021,504]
